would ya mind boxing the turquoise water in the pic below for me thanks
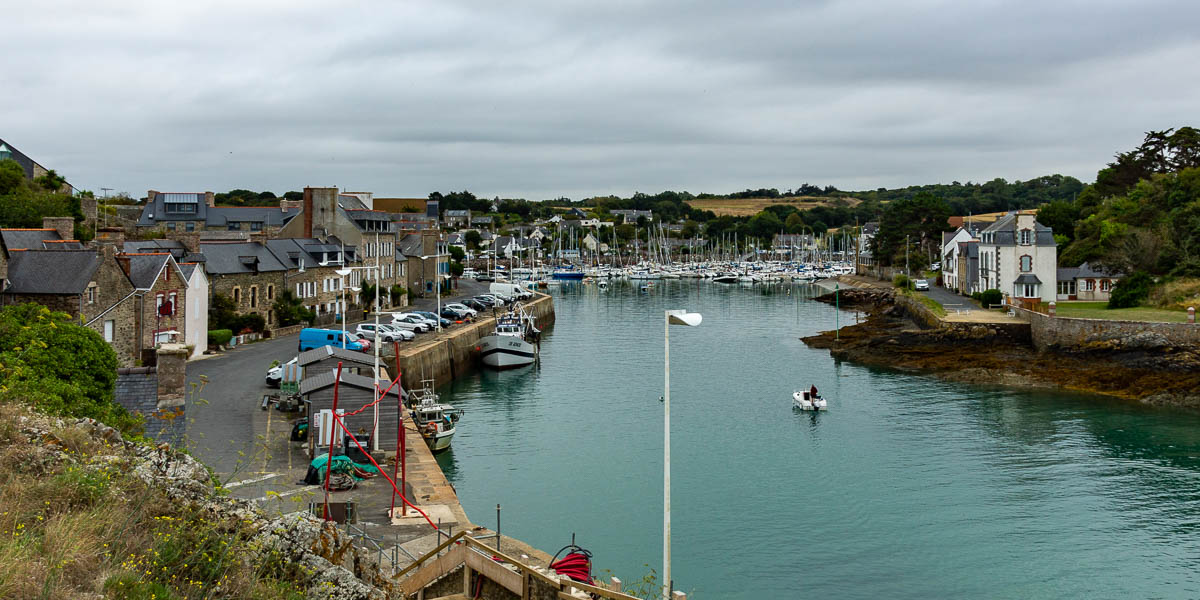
[436,280,1200,599]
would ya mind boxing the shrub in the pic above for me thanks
[979,289,1003,308]
[1109,271,1154,309]
[971,291,982,301]
[208,329,233,346]
[892,274,912,290]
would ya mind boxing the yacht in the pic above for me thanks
[477,303,541,369]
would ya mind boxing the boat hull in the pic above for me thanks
[427,429,455,453]
[478,334,537,369]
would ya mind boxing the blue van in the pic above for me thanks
[298,328,366,353]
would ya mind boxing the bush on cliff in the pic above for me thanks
[0,303,140,433]
[1109,271,1154,309]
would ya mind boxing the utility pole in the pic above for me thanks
[905,234,909,277]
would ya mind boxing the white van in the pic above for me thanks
[490,281,532,300]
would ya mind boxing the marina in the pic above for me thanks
[434,277,1200,599]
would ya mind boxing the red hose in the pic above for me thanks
[550,552,593,584]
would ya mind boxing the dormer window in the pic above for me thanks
[1019,229,1032,245]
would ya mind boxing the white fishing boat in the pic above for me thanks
[792,389,827,411]
[478,302,541,369]
[409,380,462,452]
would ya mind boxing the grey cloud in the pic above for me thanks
[1,0,1198,199]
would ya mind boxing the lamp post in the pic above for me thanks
[338,264,382,451]
[663,309,701,600]
[419,250,450,333]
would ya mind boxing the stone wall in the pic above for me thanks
[209,271,285,327]
[1013,306,1200,351]
[392,293,555,390]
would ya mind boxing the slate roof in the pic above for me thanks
[125,253,174,289]
[5,250,100,294]
[298,344,377,367]
[198,242,287,274]
[1,229,61,251]
[445,210,470,217]
[125,239,188,260]
[398,234,424,257]
[137,193,298,228]
[264,238,324,270]
[178,263,200,280]
[299,369,378,395]
[1075,262,1123,279]
[980,213,1055,246]
[1014,273,1043,285]
[1056,267,1080,282]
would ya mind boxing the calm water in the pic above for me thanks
[436,280,1200,599]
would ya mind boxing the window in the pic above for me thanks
[1101,279,1112,292]
[267,285,274,300]
[232,287,241,304]
[1085,279,1095,291]
[168,292,177,315]
[156,293,164,311]
[1058,280,1076,296]
[1019,229,1032,245]
[103,320,114,342]
[250,222,263,231]
[86,284,97,304]
[1022,283,1037,298]
[296,283,302,297]
[167,222,176,231]
[1019,255,1032,272]
[250,286,258,309]
[228,223,241,231]
[185,222,195,232]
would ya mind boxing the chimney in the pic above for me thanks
[42,216,75,241]
[204,191,215,207]
[147,190,159,204]
[249,231,266,246]
[95,227,125,248]
[280,198,302,212]
[155,344,188,409]
[175,232,201,253]
[303,188,314,238]
[116,253,131,278]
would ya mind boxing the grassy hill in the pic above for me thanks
[686,196,860,217]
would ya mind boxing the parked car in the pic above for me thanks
[412,310,452,329]
[463,298,489,311]
[913,279,930,291]
[298,328,367,352]
[265,356,298,388]
[476,294,506,306]
[472,295,499,308]
[355,323,414,343]
[475,272,496,282]
[389,313,432,333]
[444,302,477,318]
[489,282,532,300]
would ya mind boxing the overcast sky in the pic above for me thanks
[3,1,1198,200]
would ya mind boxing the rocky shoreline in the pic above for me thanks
[803,289,1200,408]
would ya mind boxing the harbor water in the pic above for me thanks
[436,280,1200,599]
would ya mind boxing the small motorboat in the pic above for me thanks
[792,389,827,411]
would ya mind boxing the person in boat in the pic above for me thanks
[810,385,818,400]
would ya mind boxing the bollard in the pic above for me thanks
[1190,307,1195,324]
[1048,301,1056,317]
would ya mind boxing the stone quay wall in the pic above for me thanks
[1011,306,1200,351]
[391,293,555,390]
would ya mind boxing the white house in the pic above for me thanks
[180,263,208,358]
[977,212,1057,303]
[940,228,975,291]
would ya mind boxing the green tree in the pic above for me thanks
[271,290,314,327]
[0,303,139,433]
[0,159,24,194]
[463,230,483,250]
[1036,200,1079,246]
[784,212,805,234]
[448,245,465,262]
[747,210,784,241]
[34,169,67,191]
[870,192,951,267]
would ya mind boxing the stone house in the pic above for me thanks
[200,241,287,328]
[398,232,446,298]
[977,212,1057,304]
[470,215,494,230]
[120,252,189,364]
[1056,262,1124,302]
[136,191,299,235]
[954,240,980,296]
[444,209,471,227]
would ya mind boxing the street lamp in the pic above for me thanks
[338,264,383,451]
[419,251,450,332]
[663,309,701,600]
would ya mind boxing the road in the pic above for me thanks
[184,278,498,477]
